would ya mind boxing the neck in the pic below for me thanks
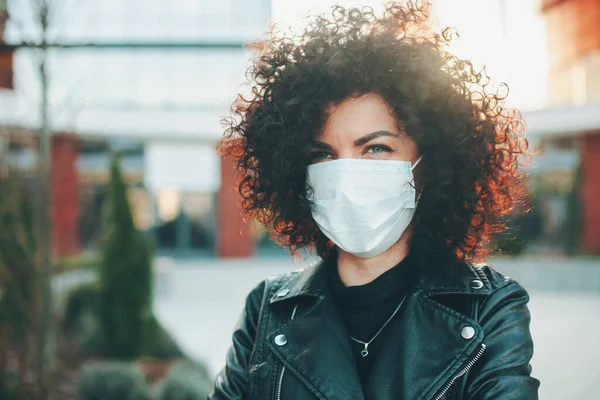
[336,230,412,287]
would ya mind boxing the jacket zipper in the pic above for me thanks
[275,304,299,400]
[276,365,286,400]
[432,343,486,400]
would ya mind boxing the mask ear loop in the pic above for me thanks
[410,155,423,171]
[410,155,424,202]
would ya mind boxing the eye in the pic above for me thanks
[310,151,334,163]
[365,144,393,154]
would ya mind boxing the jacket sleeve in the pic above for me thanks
[208,281,267,400]
[464,280,540,399]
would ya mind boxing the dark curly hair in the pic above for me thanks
[219,1,529,265]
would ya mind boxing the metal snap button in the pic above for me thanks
[274,334,287,346]
[276,288,290,298]
[461,326,476,340]
[470,279,484,290]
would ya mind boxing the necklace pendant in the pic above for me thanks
[360,344,369,357]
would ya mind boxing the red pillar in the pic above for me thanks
[0,51,13,90]
[216,155,254,258]
[51,134,80,256]
[0,8,12,90]
[581,133,600,253]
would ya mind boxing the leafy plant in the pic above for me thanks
[154,360,212,400]
[77,361,148,400]
[98,154,154,359]
[63,282,184,359]
[64,282,99,332]
[141,315,184,360]
[0,176,37,396]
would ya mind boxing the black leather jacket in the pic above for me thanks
[209,260,540,399]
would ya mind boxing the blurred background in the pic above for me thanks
[0,0,598,399]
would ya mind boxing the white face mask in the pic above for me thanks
[306,156,422,258]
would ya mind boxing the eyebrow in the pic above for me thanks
[309,140,334,151]
[310,130,401,151]
[354,130,400,147]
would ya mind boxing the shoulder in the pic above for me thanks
[417,258,525,297]
[245,266,312,307]
[471,263,532,324]
[264,268,306,288]
[418,259,531,320]
[473,262,530,299]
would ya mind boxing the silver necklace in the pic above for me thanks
[349,292,409,357]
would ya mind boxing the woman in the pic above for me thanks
[210,2,539,399]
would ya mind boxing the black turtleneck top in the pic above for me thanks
[328,253,416,389]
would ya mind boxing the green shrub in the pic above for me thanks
[98,154,154,359]
[0,179,37,393]
[141,316,184,360]
[77,361,148,400]
[154,360,212,400]
[64,283,99,332]
[63,283,184,359]
[63,282,106,354]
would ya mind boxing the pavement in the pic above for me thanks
[151,256,600,400]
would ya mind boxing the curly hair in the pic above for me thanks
[219,1,529,265]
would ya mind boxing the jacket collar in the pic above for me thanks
[269,258,329,304]
[416,259,494,296]
[270,256,493,304]
[267,255,488,399]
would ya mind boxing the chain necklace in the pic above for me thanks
[349,292,409,358]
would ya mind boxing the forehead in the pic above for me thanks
[319,93,399,139]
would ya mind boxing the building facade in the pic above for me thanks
[0,0,271,258]
[525,0,600,253]
[3,0,599,258]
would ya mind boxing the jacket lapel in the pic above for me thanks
[267,259,490,400]
[365,289,484,399]
[268,261,365,400]
[365,261,490,399]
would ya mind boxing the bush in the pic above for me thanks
[98,154,154,359]
[62,282,185,359]
[141,316,184,360]
[62,282,107,354]
[64,283,99,332]
[154,360,213,400]
[0,179,37,394]
[77,361,149,400]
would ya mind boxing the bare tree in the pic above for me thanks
[4,0,76,397]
